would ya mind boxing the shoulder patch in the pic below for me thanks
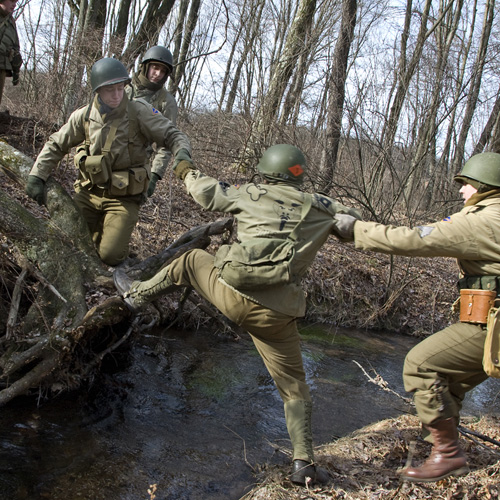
[416,226,435,238]
[315,194,332,209]
[442,216,452,223]
[151,107,159,114]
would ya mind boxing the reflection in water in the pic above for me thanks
[0,325,498,499]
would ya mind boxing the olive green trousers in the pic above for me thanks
[139,248,314,461]
[403,321,488,428]
[73,187,141,266]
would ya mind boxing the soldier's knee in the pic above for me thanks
[98,245,128,266]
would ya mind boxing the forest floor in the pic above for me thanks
[244,414,500,500]
[1,111,499,499]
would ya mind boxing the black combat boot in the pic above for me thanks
[113,269,141,312]
[285,400,331,486]
[290,459,330,486]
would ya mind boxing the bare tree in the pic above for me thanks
[319,0,357,190]
[473,83,500,154]
[251,0,317,147]
[120,0,177,66]
[403,0,464,210]
[169,0,202,102]
[451,0,495,173]
[223,0,265,114]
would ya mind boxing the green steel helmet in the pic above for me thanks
[256,144,306,185]
[90,58,131,92]
[454,152,500,189]
[141,46,174,72]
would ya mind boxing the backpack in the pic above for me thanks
[214,195,312,290]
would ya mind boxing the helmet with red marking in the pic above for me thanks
[256,144,306,185]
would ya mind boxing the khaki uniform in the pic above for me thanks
[125,85,178,178]
[30,94,191,265]
[0,11,22,105]
[133,170,361,461]
[354,196,500,426]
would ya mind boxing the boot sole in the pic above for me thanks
[402,465,470,483]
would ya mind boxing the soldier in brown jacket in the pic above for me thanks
[333,152,500,483]
[25,58,192,266]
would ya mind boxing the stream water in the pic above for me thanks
[0,324,499,500]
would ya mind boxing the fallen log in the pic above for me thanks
[0,140,234,406]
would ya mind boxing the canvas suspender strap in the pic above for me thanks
[101,119,120,154]
[83,103,121,158]
[127,101,138,164]
[82,104,92,153]
[288,194,313,243]
[82,100,143,168]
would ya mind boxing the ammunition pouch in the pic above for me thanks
[75,134,149,197]
[128,166,149,195]
[76,148,111,187]
[458,275,500,293]
[108,166,150,197]
[459,289,496,324]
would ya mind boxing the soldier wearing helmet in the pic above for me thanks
[113,144,361,486]
[333,151,500,483]
[126,46,178,198]
[26,57,192,266]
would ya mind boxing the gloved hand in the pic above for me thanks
[147,172,161,197]
[26,175,46,205]
[172,148,195,181]
[333,214,358,242]
[12,72,19,86]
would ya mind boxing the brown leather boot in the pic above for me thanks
[401,417,469,482]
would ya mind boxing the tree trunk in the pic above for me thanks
[251,0,317,148]
[121,0,177,67]
[169,0,202,102]
[224,0,265,114]
[451,0,495,173]
[404,0,463,210]
[319,0,357,191]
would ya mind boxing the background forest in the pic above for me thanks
[9,0,500,222]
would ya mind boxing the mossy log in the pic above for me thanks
[0,140,233,406]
